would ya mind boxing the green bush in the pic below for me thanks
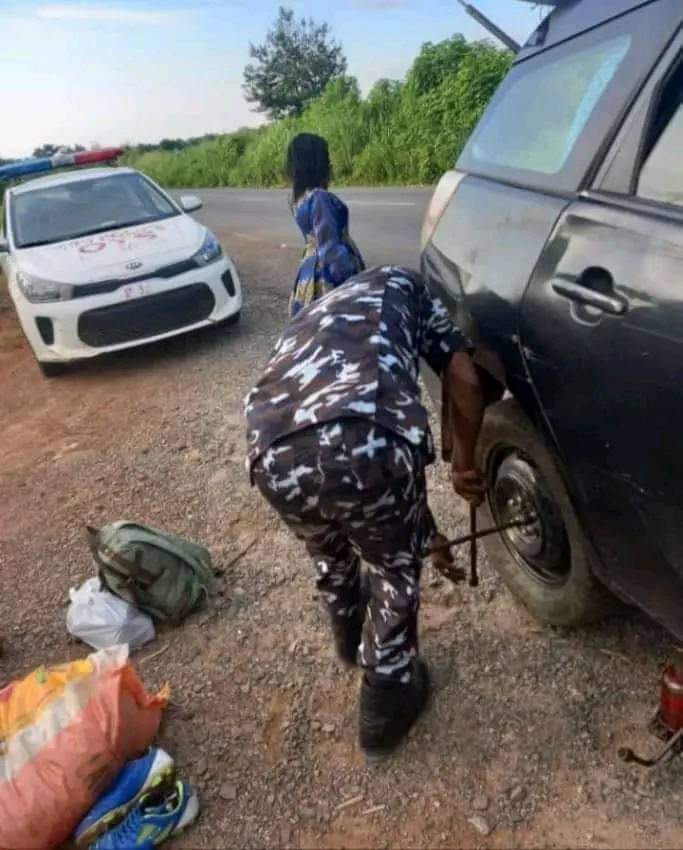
[125,36,512,189]
[233,121,299,186]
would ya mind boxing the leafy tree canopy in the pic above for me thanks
[243,6,347,120]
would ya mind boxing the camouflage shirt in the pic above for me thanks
[245,266,467,470]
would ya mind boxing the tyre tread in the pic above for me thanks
[476,398,616,626]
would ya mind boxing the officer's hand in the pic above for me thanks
[429,533,467,584]
[453,468,486,506]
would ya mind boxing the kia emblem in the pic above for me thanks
[126,260,143,271]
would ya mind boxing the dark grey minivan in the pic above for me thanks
[421,0,683,637]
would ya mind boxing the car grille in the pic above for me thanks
[73,257,199,298]
[78,283,215,347]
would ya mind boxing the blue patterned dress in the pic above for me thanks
[289,188,365,317]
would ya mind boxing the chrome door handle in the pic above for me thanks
[552,279,627,316]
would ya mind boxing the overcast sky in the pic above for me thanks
[1,0,547,158]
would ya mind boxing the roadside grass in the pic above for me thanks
[124,37,511,190]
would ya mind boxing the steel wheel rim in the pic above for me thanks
[489,448,571,587]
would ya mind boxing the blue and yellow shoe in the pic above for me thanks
[75,749,175,846]
[92,780,200,849]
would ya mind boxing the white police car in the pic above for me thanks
[0,161,241,375]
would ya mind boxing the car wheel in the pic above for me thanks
[476,399,615,626]
[38,361,66,377]
[223,310,241,327]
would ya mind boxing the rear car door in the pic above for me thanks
[423,1,677,420]
[519,32,683,630]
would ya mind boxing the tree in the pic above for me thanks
[243,6,347,120]
[32,144,60,158]
[407,36,471,96]
[32,143,86,158]
[159,138,185,152]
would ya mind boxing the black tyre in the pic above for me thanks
[476,399,614,626]
[223,310,241,327]
[38,361,66,377]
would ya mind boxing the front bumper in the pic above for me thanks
[10,255,243,364]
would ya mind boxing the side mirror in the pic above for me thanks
[180,195,203,213]
[0,235,9,255]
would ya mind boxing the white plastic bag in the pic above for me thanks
[66,577,155,650]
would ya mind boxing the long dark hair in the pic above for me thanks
[285,133,331,203]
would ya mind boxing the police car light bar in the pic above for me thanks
[0,147,124,182]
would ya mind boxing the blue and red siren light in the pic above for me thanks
[0,147,125,182]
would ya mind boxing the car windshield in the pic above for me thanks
[10,172,179,249]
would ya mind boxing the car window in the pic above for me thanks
[469,36,631,175]
[457,5,676,194]
[637,67,683,208]
[10,173,178,249]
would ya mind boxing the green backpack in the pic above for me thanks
[86,521,214,625]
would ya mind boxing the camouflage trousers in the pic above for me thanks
[252,419,436,684]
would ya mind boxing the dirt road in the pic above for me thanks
[1,228,683,849]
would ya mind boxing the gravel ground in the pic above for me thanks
[1,232,683,849]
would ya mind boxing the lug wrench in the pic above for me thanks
[469,504,478,587]
[427,512,534,586]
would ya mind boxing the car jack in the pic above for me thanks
[619,666,683,768]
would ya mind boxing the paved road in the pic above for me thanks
[190,186,433,270]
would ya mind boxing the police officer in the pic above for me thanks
[245,266,485,759]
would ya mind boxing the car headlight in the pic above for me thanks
[16,272,74,303]
[192,230,223,267]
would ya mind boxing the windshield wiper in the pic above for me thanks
[64,219,151,240]
[19,219,150,249]
[18,238,60,248]
[61,212,178,241]
[18,212,177,249]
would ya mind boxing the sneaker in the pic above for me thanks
[359,660,431,760]
[92,780,199,849]
[74,749,175,846]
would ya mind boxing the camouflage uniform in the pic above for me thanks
[246,266,468,683]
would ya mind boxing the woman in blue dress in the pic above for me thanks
[285,133,364,317]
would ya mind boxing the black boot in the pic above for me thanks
[359,660,430,759]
